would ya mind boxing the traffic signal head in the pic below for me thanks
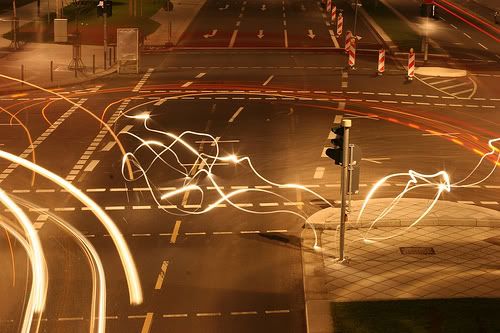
[327,126,345,165]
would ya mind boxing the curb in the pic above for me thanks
[313,218,500,229]
[0,65,117,93]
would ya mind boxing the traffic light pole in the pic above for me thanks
[103,12,107,70]
[338,119,351,261]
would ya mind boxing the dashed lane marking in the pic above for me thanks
[196,312,221,317]
[133,68,154,92]
[170,220,181,243]
[154,260,169,290]
[228,106,244,122]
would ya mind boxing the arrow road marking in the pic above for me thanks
[203,29,218,38]
[307,29,316,39]
[257,29,264,38]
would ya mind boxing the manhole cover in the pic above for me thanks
[400,247,435,255]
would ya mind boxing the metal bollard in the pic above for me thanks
[21,64,24,85]
[93,54,96,74]
[50,61,53,82]
[104,51,107,70]
[109,47,112,67]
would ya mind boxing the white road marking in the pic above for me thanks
[101,141,116,151]
[140,313,154,333]
[119,124,134,134]
[154,98,167,106]
[313,167,325,179]
[463,32,472,39]
[185,232,206,235]
[133,68,154,92]
[265,309,290,314]
[284,29,288,47]
[457,201,474,204]
[228,106,244,122]
[195,72,206,78]
[480,201,498,205]
[58,317,84,321]
[240,230,260,234]
[196,312,221,317]
[321,147,329,157]
[259,203,279,207]
[229,30,238,47]
[333,114,343,124]
[170,220,181,243]
[478,43,488,50]
[362,157,391,164]
[328,29,340,48]
[181,81,193,88]
[266,229,287,233]
[84,160,100,172]
[163,314,188,318]
[262,75,274,86]
[213,231,233,235]
[231,311,257,315]
[128,315,147,319]
[34,214,48,230]
[154,260,169,290]
[485,185,500,189]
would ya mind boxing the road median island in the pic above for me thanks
[359,0,424,52]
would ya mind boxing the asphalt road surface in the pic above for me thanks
[0,0,498,332]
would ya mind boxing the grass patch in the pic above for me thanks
[331,298,500,333]
[3,0,163,45]
[362,0,423,51]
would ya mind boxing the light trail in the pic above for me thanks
[120,114,330,249]
[0,149,143,305]
[0,190,47,332]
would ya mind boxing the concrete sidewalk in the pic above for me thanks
[302,199,500,333]
[0,1,116,90]
[145,0,206,46]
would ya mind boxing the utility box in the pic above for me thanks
[54,19,68,43]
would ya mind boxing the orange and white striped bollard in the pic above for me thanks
[378,49,385,75]
[336,12,343,37]
[344,30,352,54]
[348,37,356,69]
[331,5,336,22]
[407,48,415,80]
[327,0,331,13]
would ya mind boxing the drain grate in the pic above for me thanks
[400,247,436,255]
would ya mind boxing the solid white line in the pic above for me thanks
[154,260,169,290]
[228,106,244,122]
[84,160,100,172]
[101,141,116,151]
[313,167,325,179]
[171,220,181,243]
[262,75,274,86]
[140,313,154,333]
[181,81,193,88]
[229,30,238,47]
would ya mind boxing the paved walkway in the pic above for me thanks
[302,199,500,333]
[0,1,116,90]
[145,0,207,46]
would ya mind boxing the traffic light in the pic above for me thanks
[326,126,344,165]
[105,0,112,17]
[97,0,104,16]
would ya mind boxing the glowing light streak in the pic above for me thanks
[120,115,330,249]
[0,73,134,180]
[0,149,143,305]
[0,190,47,331]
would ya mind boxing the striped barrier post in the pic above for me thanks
[348,37,356,69]
[344,30,352,53]
[407,47,415,80]
[378,49,385,75]
[336,12,343,37]
[327,0,331,13]
[331,5,337,22]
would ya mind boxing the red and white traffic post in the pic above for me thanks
[344,30,352,54]
[331,5,337,23]
[336,12,343,37]
[348,37,356,69]
[377,49,385,75]
[407,47,415,80]
[327,0,331,13]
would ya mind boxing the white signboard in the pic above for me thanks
[117,28,139,74]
